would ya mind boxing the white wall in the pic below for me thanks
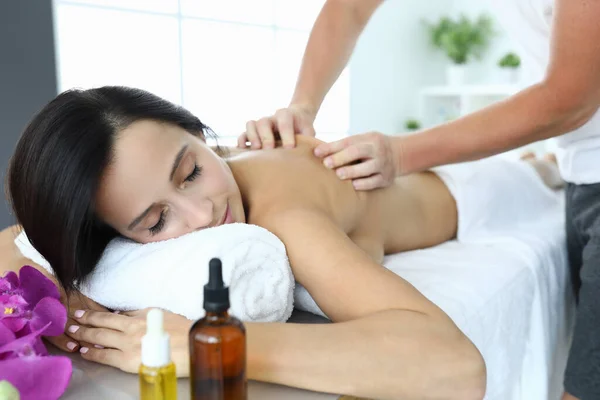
[349,0,450,135]
[348,0,519,135]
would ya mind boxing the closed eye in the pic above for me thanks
[149,209,167,236]
[185,164,202,182]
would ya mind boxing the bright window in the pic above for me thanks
[53,0,350,145]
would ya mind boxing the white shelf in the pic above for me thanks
[419,84,522,97]
[418,84,523,128]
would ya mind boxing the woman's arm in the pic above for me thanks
[67,210,485,399]
[250,208,485,399]
[1,225,32,275]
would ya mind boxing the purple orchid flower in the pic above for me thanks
[0,294,28,332]
[1,266,65,338]
[0,322,72,400]
[1,265,61,303]
[0,266,73,400]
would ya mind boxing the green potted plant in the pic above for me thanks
[497,52,521,84]
[426,14,494,86]
[405,118,421,132]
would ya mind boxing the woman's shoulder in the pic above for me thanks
[231,137,363,231]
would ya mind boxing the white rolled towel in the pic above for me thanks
[14,223,295,323]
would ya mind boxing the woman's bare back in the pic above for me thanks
[228,136,458,263]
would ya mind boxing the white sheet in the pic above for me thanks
[383,201,574,400]
[294,157,575,399]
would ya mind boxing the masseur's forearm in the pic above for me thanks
[290,0,382,115]
[397,82,599,174]
[247,309,485,400]
[398,0,600,175]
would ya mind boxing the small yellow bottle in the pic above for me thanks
[139,308,178,400]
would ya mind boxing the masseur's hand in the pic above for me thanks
[239,104,317,149]
[66,308,192,376]
[45,292,108,353]
[314,131,400,190]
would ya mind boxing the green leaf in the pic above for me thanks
[405,119,421,130]
[498,52,521,68]
[425,14,495,64]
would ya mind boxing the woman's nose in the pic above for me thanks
[181,198,213,230]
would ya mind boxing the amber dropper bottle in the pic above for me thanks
[189,258,247,400]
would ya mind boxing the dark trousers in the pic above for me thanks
[564,182,600,399]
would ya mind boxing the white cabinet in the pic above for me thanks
[418,84,521,128]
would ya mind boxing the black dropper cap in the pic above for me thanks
[203,258,230,313]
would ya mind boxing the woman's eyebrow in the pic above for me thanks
[170,145,188,181]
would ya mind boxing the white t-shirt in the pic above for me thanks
[490,0,600,184]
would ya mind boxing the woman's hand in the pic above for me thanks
[46,292,108,353]
[314,131,400,190]
[66,308,192,376]
[239,104,317,150]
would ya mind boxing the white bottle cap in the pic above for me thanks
[141,309,171,368]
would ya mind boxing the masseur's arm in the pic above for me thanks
[319,0,600,185]
[241,0,383,149]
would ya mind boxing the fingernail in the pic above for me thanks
[314,148,322,156]
[324,158,333,168]
[68,325,79,333]
[74,310,85,318]
[80,347,89,354]
[337,169,345,179]
[67,342,77,351]
[94,344,104,349]
[113,310,121,314]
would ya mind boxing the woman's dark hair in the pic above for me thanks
[7,86,217,293]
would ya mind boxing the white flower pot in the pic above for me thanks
[446,64,467,86]
[498,68,520,84]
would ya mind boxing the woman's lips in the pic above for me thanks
[220,203,233,226]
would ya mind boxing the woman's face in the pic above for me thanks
[95,120,244,243]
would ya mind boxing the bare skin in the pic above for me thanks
[231,135,458,263]
[0,123,561,399]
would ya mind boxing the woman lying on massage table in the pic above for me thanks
[0,86,562,400]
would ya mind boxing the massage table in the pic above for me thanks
[58,203,574,399]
